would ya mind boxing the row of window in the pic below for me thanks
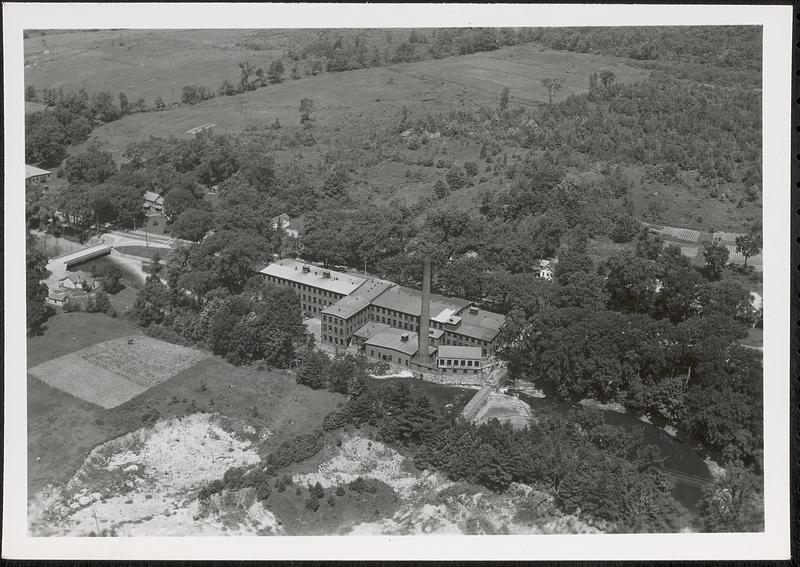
[323,335,346,346]
[438,359,481,368]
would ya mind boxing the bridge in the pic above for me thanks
[658,465,713,489]
[49,243,112,270]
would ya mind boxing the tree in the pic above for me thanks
[218,80,237,96]
[734,233,761,270]
[599,70,617,90]
[171,208,213,242]
[267,60,285,84]
[291,66,301,80]
[238,60,254,91]
[118,92,129,114]
[499,86,510,111]
[610,215,641,243]
[540,78,563,105]
[697,461,763,532]
[25,112,69,166]
[90,91,121,122]
[433,179,449,199]
[153,97,166,111]
[26,233,52,336]
[89,290,111,314]
[132,97,146,112]
[703,239,729,280]
[299,98,314,128]
[63,147,117,184]
[600,254,660,314]
[446,164,468,190]
[163,185,197,219]
[130,275,171,327]
[464,161,479,177]
[297,350,330,389]
[25,85,37,102]
[93,264,125,294]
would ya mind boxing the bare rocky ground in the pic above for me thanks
[28,413,277,536]
[29,414,600,536]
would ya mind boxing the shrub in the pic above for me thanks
[309,481,325,499]
[446,165,468,190]
[275,474,293,493]
[305,496,320,512]
[610,215,641,243]
[335,485,346,497]
[464,161,479,177]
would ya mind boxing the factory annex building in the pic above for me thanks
[260,258,505,373]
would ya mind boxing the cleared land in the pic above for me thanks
[24,29,286,104]
[71,42,647,160]
[29,335,208,408]
[27,312,345,494]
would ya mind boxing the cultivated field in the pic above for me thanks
[27,312,344,494]
[28,335,208,408]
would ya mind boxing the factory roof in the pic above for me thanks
[261,258,366,295]
[352,321,391,340]
[366,328,437,358]
[322,279,393,319]
[437,345,483,359]
[371,285,470,319]
[450,308,505,342]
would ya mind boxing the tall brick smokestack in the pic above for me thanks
[418,253,432,367]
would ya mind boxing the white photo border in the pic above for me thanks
[2,2,792,561]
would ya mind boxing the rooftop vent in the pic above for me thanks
[302,266,310,273]
[400,333,409,342]
[469,306,479,315]
[322,271,331,279]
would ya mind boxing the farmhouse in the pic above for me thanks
[271,213,301,238]
[142,191,164,215]
[58,274,99,291]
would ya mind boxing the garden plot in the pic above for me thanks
[79,336,208,388]
[28,335,208,408]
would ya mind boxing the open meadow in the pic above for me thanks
[24,29,286,105]
[27,312,344,494]
[71,42,647,158]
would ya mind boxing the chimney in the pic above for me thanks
[418,254,432,367]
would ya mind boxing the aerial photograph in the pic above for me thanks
[23,25,765,537]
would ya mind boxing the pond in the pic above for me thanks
[71,255,146,287]
[33,233,85,258]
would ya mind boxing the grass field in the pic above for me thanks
[27,312,345,494]
[24,29,285,105]
[68,41,647,160]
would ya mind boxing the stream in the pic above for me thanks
[365,376,711,514]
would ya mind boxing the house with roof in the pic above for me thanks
[271,213,301,238]
[142,191,164,215]
[59,274,99,291]
[26,164,51,183]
